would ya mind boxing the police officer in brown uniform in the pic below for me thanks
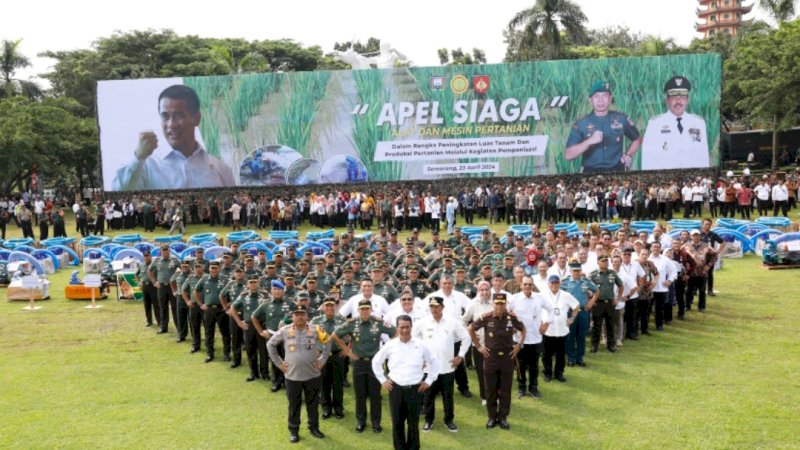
[468,293,526,430]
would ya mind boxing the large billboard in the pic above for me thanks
[98,54,720,191]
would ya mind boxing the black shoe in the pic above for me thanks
[190,347,199,353]
[175,337,186,343]
[309,428,325,439]
[157,330,167,334]
[656,326,664,331]
[444,422,458,432]
[204,356,214,363]
[355,424,366,433]
[373,425,382,433]
[708,291,716,297]
[230,361,241,369]
[498,419,510,430]
[556,375,567,383]
[343,380,350,388]
[246,376,257,382]
[516,389,526,399]
[322,410,332,420]
[544,374,552,382]
[423,422,433,432]
[590,346,598,353]
[223,355,232,362]
[460,390,473,398]
[270,384,282,392]
[486,419,497,429]
[466,364,475,370]
[528,388,542,398]
[334,411,344,419]
[289,432,299,443]
[699,309,705,313]
[678,315,685,320]
[608,347,618,353]
[567,362,575,367]
[641,330,651,336]
[627,334,639,340]
[577,361,587,368]
[145,323,153,328]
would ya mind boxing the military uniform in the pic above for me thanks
[589,266,623,352]
[561,274,597,365]
[181,271,204,352]
[169,266,192,341]
[149,253,180,333]
[267,314,332,441]
[137,257,159,327]
[231,288,268,380]
[194,271,231,361]
[221,277,247,366]
[372,282,399,304]
[469,296,524,426]
[311,312,347,418]
[253,296,297,390]
[334,316,396,430]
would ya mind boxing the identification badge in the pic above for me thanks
[288,345,295,352]
[488,332,494,338]
[554,308,561,316]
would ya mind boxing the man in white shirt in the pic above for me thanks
[753,180,771,216]
[415,296,470,433]
[461,281,493,404]
[424,275,473,398]
[508,276,553,397]
[648,242,675,332]
[112,85,235,191]
[339,279,390,319]
[385,292,427,327]
[647,224,673,249]
[618,248,645,341]
[611,254,638,347]
[532,261,551,293]
[540,275,580,383]
[372,316,439,450]
[546,252,570,281]
[772,181,789,217]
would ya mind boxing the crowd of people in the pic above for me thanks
[2,166,798,448]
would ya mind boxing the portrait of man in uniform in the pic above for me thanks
[565,81,642,173]
[641,76,709,170]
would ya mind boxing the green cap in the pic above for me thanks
[589,81,611,97]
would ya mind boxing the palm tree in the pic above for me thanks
[508,0,588,60]
[759,0,797,24]
[1,39,41,99]
[637,36,679,56]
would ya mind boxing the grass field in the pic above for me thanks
[1,215,799,449]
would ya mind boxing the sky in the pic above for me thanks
[5,0,768,83]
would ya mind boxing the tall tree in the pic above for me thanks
[1,39,41,99]
[333,37,381,55]
[759,0,797,23]
[437,48,487,65]
[506,0,588,60]
[725,19,800,168]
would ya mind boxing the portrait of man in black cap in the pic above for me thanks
[641,76,709,170]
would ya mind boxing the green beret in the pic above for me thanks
[589,80,612,97]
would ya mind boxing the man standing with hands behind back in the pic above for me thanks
[112,85,235,191]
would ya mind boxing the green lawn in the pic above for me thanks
[1,215,799,449]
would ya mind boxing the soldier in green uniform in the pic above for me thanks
[465,254,482,281]
[588,255,624,353]
[181,262,205,353]
[303,277,325,308]
[267,304,331,443]
[565,81,642,173]
[468,293,526,430]
[400,266,431,299]
[136,250,159,328]
[474,229,493,254]
[219,252,234,278]
[220,267,247,368]
[447,227,463,248]
[337,267,361,301]
[149,246,180,334]
[169,261,192,342]
[194,248,210,273]
[328,241,346,266]
[273,253,296,277]
[193,262,231,363]
[323,253,341,280]
[349,260,367,283]
[242,255,259,279]
[306,259,336,294]
[256,250,269,272]
[370,267,399,304]
[284,246,300,267]
[283,273,299,303]
[285,292,320,322]
[311,297,347,419]
[454,268,477,298]
[331,300,396,433]
[252,279,296,392]
[230,277,269,382]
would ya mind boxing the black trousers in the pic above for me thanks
[257,334,270,379]
[321,352,345,414]
[156,285,173,332]
[243,325,259,378]
[454,342,469,393]
[707,269,715,294]
[484,358,514,421]
[202,305,231,358]
[773,200,788,217]
[516,343,541,390]
[653,292,668,328]
[591,301,615,349]
[464,208,474,224]
[423,371,455,424]
[637,298,652,333]
[141,282,157,326]
[675,278,688,318]
[471,347,486,400]
[230,315,243,364]
[285,376,322,431]
[543,336,566,378]
[625,298,639,338]
[353,358,382,426]
[687,276,708,311]
[271,346,285,387]
[188,304,202,350]
[389,384,422,450]
[175,299,189,340]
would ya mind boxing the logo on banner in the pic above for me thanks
[450,75,469,94]
[430,76,445,90]
[473,75,490,94]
